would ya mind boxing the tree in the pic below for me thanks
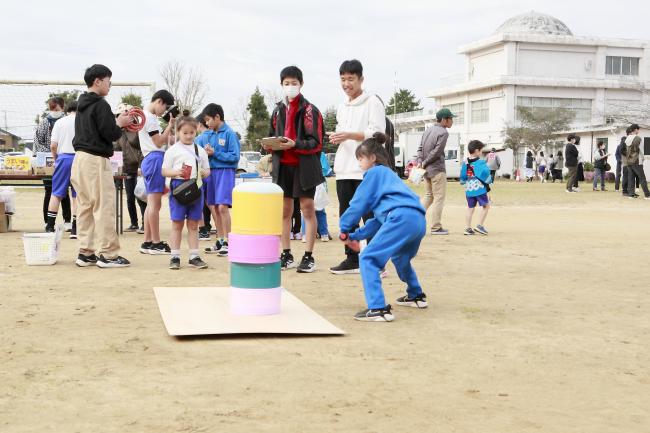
[322,107,338,154]
[159,60,208,114]
[246,87,270,151]
[121,93,143,108]
[386,89,422,116]
[36,90,80,122]
[502,106,575,173]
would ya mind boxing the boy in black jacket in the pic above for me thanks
[265,66,324,274]
[71,64,133,268]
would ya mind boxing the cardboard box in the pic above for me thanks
[33,166,55,176]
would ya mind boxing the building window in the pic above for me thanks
[644,138,650,156]
[517,97,592,124]
[443,102,464,125]
[606,56,640,76]
[471,99,489,123]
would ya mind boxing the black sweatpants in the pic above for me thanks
[42,178,71,224]
[627,165,649,197]
[124,175,146,227]
[336,179,373,263]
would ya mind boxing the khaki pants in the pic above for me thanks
[421,172,446,231]
[70,152,120,258]
[566,166,578,191]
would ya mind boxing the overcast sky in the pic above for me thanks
[1,0,649,136]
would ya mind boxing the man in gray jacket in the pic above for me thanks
[416,108,455,235]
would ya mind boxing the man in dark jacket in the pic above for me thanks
[266,66,324,274]
[565,134,579,193]
[71,64,132,268]
[615,135,626,193]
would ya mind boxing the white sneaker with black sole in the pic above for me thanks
[354,305,394,322]
[97,255,131,268]
[75,253,98,267]
[395,293,428,308]
[217,242,229,257]
[205,240,222,254]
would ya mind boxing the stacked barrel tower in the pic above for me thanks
[229,182,284,315]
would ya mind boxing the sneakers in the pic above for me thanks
[463,228,475,236]
[198,230,211,241]
[301,235,306,243]
[320,234,331,242]
[296,254,316,273]
[188,256,208,269]
[354,305,394,322]
[280,251,296,270]
[97,255,131,268]
[140,241,153,254]
[217,241,229,257]
[475,225,488,235]
[329,258,360,275]
[565,189,576,193]
[45,225,55,233]
[431,228,449,235]
[169,257,181,270]
[396,293,428,308]
[149,241,171,255]
[64,222,72,232]
[70,220,77,239]
[205,240,223,254]
[125,224,138,232]
[137,225,145,234]
[75,253,98,267]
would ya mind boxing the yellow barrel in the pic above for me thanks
[231,182,283,235]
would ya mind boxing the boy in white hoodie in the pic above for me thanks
[329,59,386,275]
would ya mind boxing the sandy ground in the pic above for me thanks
[1,179,649,433]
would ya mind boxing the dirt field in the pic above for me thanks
[1,179,648,433]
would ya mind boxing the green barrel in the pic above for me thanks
[230,262,281,289]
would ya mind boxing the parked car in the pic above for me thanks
[403,152,462,181]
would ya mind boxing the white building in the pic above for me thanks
[397,11,650,176]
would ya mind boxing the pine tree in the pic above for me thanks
[246,87,270,151]
[386,89,422,116]
[121,93,143,108]
[323,107,338,154]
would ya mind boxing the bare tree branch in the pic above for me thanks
[159,60,208,114]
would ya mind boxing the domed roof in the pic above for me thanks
[495,11,573,36]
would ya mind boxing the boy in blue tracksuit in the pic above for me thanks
[199,104,240,256]
[339,133,427,322]
[460,140,493,236]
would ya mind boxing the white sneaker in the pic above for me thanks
[64,222,73,232]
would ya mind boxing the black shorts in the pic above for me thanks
[276,164,315,199]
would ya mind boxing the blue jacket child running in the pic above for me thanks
[460,157,493,197]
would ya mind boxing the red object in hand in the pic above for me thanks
[339,233,349,241]
[339,233,360,252]
[181,164,192,180]
[124,107,146,132]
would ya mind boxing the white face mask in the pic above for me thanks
[48,111,64,119]
[283,85,300,100]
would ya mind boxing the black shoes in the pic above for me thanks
[354,305,394,322]
[148,241,171,255]
[296,254,316,273]
[75,253,98,267]
[329,258,360,275]
[395,293,428,309]
[280,251,296,270]
[188,256,208,269]
[169,257,181,270]
[97,255,131,268]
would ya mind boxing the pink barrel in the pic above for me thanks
[228,233,280,264]
[230,287,282,315]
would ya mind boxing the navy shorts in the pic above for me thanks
[141,151,165,194]
[169,179,204,221]
[51,153,76,198]
[466,193,489,208]
[205,168,235,207]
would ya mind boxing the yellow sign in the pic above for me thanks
[4,156,31,171]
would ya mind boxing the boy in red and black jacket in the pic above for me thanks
[265,65,324,274]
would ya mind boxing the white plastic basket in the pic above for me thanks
[22,228,62,266]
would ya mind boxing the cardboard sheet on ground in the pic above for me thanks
[153,287,345,336]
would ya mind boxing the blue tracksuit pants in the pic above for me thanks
[359,207,426,309]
